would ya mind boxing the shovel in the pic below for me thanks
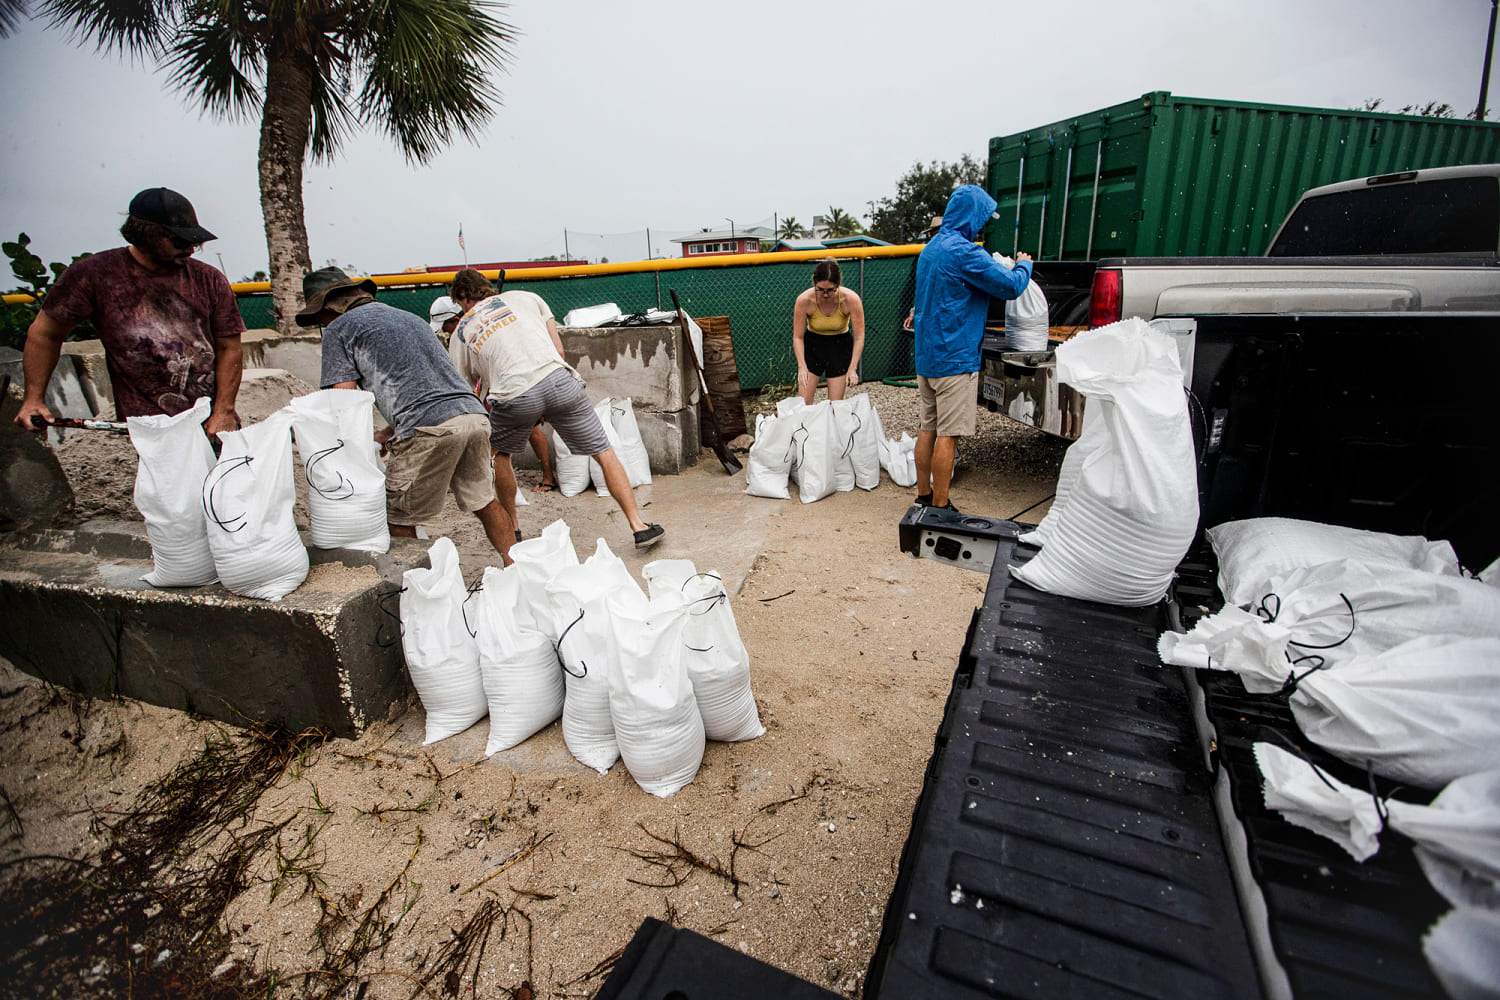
[670,289,742,477]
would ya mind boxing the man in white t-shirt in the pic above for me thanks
[447,268,663,557]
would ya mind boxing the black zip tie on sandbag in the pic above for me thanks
[305,439,355,501]
[1254,591,1358,650]
[1262,729,1342,794]
[680,573,727,616]
[202,455,254,533]
[1262,733,1397,840]
[555,609,588,678]
[460,579,483,639]
[785,425,808,466]
[375,585,407,648]
[1276,652,1329,700]
[840,412,860,460]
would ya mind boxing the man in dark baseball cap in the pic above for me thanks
[12,186,244,441]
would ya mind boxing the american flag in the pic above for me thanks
[457,225,465,252]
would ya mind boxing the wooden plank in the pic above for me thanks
[695,316,748,440]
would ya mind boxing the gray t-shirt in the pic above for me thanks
[319,301,483,440]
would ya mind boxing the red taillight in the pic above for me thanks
[1088,268,1122,329]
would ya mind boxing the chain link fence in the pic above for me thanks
[235,251,921,391]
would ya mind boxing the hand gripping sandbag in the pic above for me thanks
[128,396,218,587]
[507,519,579,641]
[543,538,641,774]
[1255,743,1500,910]
[1207,517,1463,607]
[993,252,1050,352]
[1011,319,1198,605]
[606,586,705,797]
[1163,604,1500,788]
[550,427,592,497]
[745,412,796,500]
[476,565,564,755]
[287,388,389,553]
[643,559,764,742]
[201,408,309,600]
[789,400,837,504]
[400,537,487,744]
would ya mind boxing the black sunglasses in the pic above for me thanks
[169,235,199,250]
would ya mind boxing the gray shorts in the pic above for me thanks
[489,368,611,456]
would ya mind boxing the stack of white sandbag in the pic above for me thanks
[589,397,652,495]
[476,564,564,755]
[400,537,487,744]
[745,394,893,502]
[128,397,219,587]
[1012,318,1198,606]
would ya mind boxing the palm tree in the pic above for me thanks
[823,206,862,238]
[25,0,516,334]
[777,217,807,240]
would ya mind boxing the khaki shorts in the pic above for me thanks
[917,372,979,437]
[384,412,495,524]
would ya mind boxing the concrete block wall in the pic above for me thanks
[43,322,702,472]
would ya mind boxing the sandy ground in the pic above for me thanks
[0,380,1065,998]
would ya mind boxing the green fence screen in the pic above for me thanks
[236,254,922,391]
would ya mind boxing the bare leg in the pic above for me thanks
[797,370,818,405]
[389,523,418,538]
[472,499,515,564]
[492,452,520,538]
[930,436,957,507]
[594,447,648,532]
[826,373,849,401]
[530,424,556,487]
[915,428,936,497]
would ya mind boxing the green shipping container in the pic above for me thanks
[985,91,1500,260]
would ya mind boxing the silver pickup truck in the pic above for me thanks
[986,163,1500,439]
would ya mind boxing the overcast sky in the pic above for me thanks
[0,0,1492,281]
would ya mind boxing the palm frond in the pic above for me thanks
[164,15,263,120]
[0,0,29,38]
[38,0,176,56]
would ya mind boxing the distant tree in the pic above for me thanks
[240,269,269,283]
[868,154,985,244]
[25,0,518,336]
[1358,98,1464,119]
[2,232,94,350]
[777,217,807,239]
[823,207,862,238]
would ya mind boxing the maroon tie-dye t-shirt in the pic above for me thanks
[41,247,245,418]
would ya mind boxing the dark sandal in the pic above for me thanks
[533,481,558,493]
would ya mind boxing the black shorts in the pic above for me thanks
[804,332,854,378]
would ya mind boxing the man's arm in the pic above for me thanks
[203,335,244,439]
[961,248,1034,300]
[13,309,74,430]
[547,317,565,360]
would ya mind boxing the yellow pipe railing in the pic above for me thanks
[1,244,925,304]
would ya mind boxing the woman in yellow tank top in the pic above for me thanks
[792,259,866,404]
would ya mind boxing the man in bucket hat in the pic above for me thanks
[13,186,245,439]
[299,266,514,559]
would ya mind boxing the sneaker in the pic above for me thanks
[633,523,665,549]
[514,530,522,543]
[915,493,933,507]
[935,500,959,513]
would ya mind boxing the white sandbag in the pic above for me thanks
[287,388,389,553]
[994,252,1050,352]
[561,302,623,328]
[128,396,217,587]
[507,519,579,640]
[550,427,592,497]
[852,395,883,490]
[400,537,487,744]
[1207,517,1464,607]
[830,399,858,493]
[608,397,652,486]
[543,538,641,773]
[202,408,309,600]
[1021,400,1102,548]
[1426,908,1500,1000]
[1166,605,1500,788]
[745,412,796,500]
[475,565,564,755]
[1011,319,1198,606]
[643,559,764,742]
[587,397,628,497]
[879,431,918,488]
[1172,559,1500,665]
[607,587,704,797]
[1255,743,1500,910]
[788,400,837,504]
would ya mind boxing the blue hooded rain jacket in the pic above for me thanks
[913,185,1034,378]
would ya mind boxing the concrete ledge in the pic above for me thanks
[0,520,429,737]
